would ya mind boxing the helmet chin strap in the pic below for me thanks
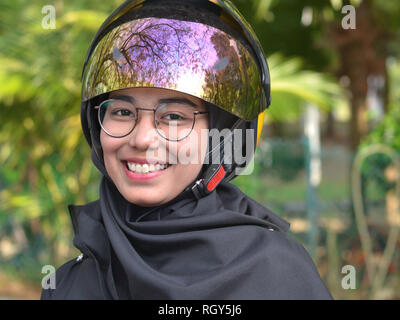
[187,118,245,199]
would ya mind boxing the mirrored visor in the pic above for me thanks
[82,17,264,120]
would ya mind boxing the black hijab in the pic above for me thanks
[40,142,333,299]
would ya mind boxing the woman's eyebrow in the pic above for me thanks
[158,97,197,107]
[110,95,135,104]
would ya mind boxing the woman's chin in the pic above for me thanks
[123,192,169,207]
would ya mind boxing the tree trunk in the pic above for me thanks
[328,0,390,150]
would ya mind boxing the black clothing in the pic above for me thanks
[41,176,332,300]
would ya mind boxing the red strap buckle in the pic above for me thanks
[206,165,226,192]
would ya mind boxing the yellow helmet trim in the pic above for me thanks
[256,111,265,146]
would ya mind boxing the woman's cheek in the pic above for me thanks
[176,130,208,165]
[100,132,118,169]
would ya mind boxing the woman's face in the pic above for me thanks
[100,87,209,206]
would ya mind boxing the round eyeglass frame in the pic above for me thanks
[94,99,209,142]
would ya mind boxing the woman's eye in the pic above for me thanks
[112,109,133,116]
[164,113,185,120]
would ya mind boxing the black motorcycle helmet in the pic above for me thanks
[80,0,271,198]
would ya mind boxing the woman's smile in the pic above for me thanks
[122,159,172,181]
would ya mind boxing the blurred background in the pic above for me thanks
[0,0,399,299]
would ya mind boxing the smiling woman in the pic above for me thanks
[41,0,332,300]
[100,87,209,206]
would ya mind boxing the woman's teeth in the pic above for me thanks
[126,162,169,173]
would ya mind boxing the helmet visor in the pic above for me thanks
[82,17,264,120]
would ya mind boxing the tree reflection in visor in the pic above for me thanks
[82,17,264,121]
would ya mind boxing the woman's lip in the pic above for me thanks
[123,158,168,165]
[122,161,170,181]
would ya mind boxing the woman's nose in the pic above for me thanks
[128,111,159,150]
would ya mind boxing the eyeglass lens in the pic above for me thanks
[98,99,197,141]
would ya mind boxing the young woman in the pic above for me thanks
[41,0,332,299]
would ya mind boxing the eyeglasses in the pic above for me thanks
[95,99,208,141]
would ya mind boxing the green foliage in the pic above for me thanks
[363,58,400,152]
[267,140,305,181]
[0,0,341,288]
[233,0,400,67]
[358,106,400,197]
[363,106,400,152]
[361,59,400,179]
[0,1,111,271]
[268,54,343,121]
[357,50,400,201]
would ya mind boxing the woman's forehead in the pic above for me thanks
[109,87,206,108]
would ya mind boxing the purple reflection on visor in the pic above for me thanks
[82,17,262,120]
